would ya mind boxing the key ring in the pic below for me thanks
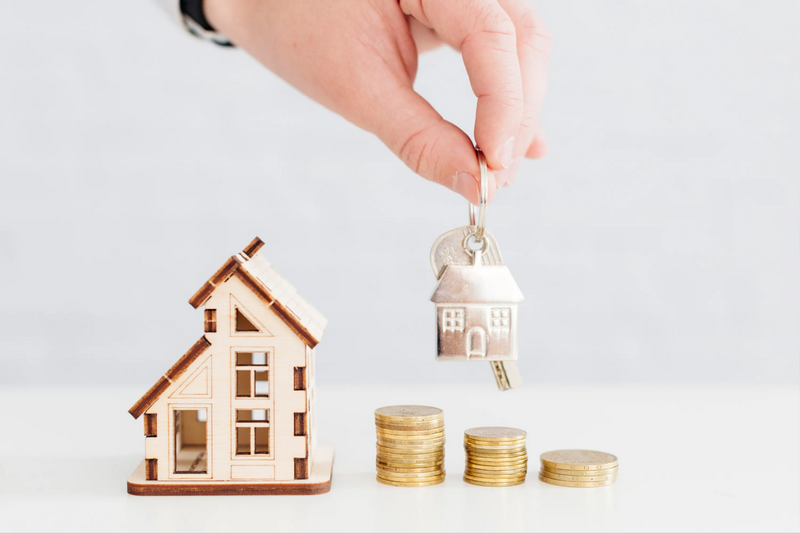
[468,148,489,242]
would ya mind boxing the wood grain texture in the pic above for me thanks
[127,445,333,496]
[242,237,265,258]
[189,257,240,309]
[144,414,157,437]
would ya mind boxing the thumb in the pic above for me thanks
[369,85,496,205]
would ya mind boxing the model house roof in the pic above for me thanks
[430,262,524,304]
[188,237,328,347]
[129,237,327,419]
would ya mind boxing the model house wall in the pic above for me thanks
[128,238,328,491]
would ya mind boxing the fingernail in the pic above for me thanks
[496,157,522,188]
[453,171,478,202]
[498,137,515,169]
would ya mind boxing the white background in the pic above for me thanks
[0,1,798,388]
[1,2,799,531]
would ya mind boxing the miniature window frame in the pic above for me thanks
[442,308,465,332]
[490,308,510,330]
[229,294,268,337]
[168,404,213,480]
[234,409,271,456]
[235,351,271,398]
[231,347,275,461]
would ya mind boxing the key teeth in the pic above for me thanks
[492,361,523,391]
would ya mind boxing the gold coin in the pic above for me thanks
[467,457,527,464]
[538,473,616,488]
[377,464,444,474]
[375,453,444,466]
[541,465,618,477]
[539,469,617,483]
[377,456,444,465]
[376,431,446,441]
[375,422,445,432]
[375,406,443,423]
[378,471,446,482]
[464,464,528,475]
[378,439,446,448]
[467,459,528,468]
[466,451,528,460]
[376,476,445,487]
[465,427,527,441]
[540,450,618,471]
[377,440,446,450]
[377,468,445,478]
[377,446,444,456]
[463,476,525,487]
[464,439,526,448]
[378,464,444,472]
[465,472,528,481]
[377,447,444,458]
[466,451,527,461]
[376,427,446,437]
[464,440,525,453]
[464,471,527,481]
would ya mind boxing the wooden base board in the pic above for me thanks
[128,444,334,496]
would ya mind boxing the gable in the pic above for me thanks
[188,237,327,347]
[229,294,273,336]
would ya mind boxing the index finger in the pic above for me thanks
[400,0,524,171]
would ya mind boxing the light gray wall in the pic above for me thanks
[1,1,797,387]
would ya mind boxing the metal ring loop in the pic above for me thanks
[462,231,488,256]
[468,149,489,242]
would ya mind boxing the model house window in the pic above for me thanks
[294,412,307,436]
[235,352,270,397]
[236,409,270,455]
[294,367,306,391]
[204,309,217,332]
[491,308,510,329]
[173,408,208,474]
[235,308,260,332]
[443,308,465,332]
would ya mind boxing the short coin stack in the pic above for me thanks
[374,406,446,487]
[463,427,528,487]
[539,450,618,487]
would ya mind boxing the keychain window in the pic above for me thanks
[443,308,465,331]
[491,308,510,329]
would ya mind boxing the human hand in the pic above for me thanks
[205,0,552,204]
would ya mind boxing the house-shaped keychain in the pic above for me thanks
[431,250,524,362]
[127,237,333,495]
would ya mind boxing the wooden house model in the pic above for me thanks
[127,237,333,495]
[431,252,524,362]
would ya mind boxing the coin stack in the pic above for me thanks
[463,427,528,487]
[374,406,446,487]
[539,450,619,487]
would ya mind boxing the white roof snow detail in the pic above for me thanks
[241,253,328,343]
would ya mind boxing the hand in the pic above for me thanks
[206,0,552,204]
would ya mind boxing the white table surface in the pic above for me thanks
[1,384,798,532]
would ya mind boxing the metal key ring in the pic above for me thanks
[468,148,489,242]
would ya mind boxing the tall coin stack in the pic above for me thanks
[374,406,446,487]
[463,427,528,487]
[539,450,618,487]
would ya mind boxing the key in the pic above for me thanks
[430,225,523,390]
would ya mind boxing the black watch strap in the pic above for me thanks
[180,0,215,32]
